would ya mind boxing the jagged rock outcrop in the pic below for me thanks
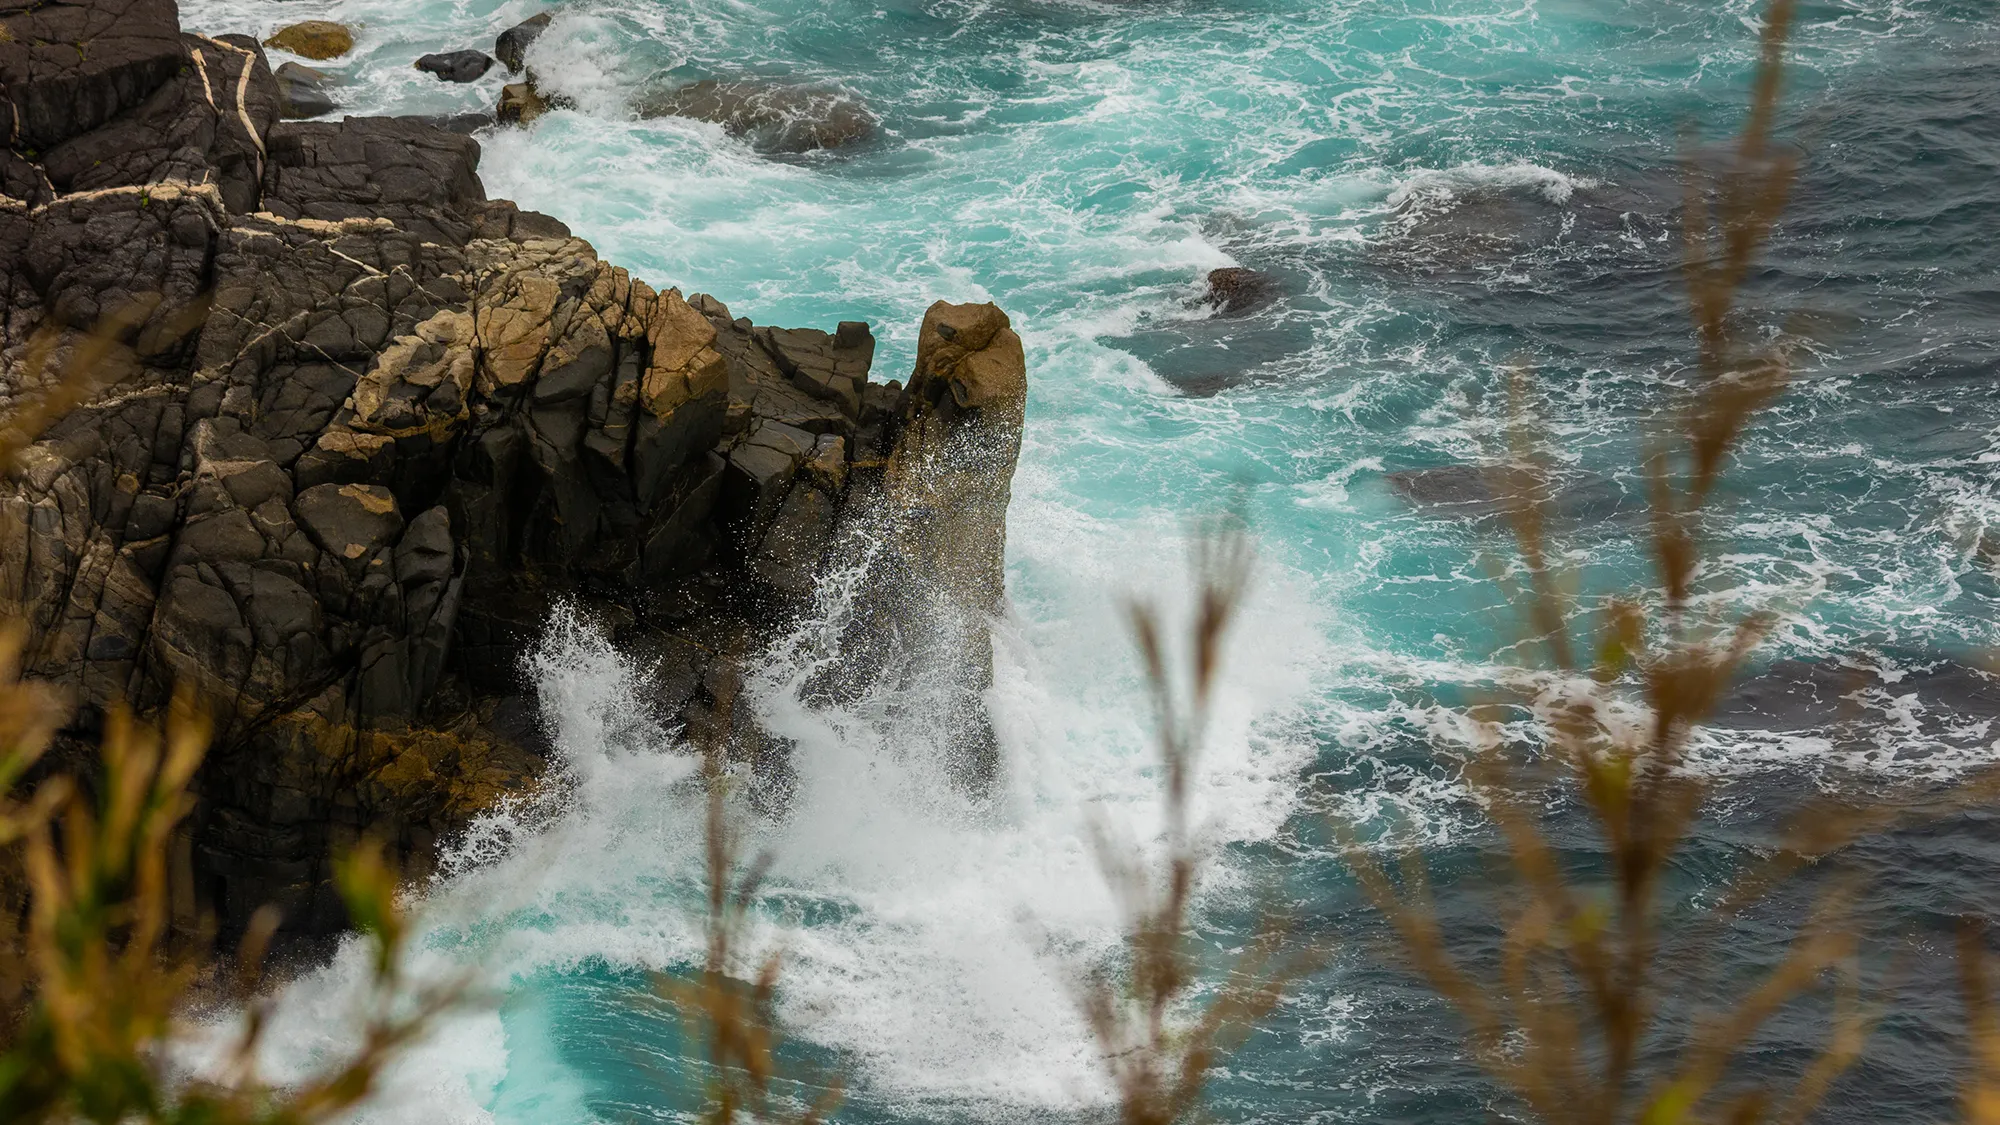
[0,0,1023,934]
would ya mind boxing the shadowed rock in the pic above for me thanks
[416,51,495,84]
[495,13,552,76]
[636,80,877,155]
[274,62,336,120]
[0,0,185,150]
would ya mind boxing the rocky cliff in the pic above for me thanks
[0,0,1026,933]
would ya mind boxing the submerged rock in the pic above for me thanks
[1386,464,1510,512]
[1201,266,1278,315]
[495,12,552,75]
[1385,464,1636,524]
[265,20,354,61]
[416,50,495,84]
[636,80,877,154]
[273,61,336,119]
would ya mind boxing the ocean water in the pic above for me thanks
[177,0,2000,1120]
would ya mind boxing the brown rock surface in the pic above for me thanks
[265,21,355,61]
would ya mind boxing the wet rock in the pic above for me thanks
[750,475,836,600]
[1201,266,1278,315]
[273,62,337,119]
[721,419,816,552]
[692,295,860,437]
[265,21,355,62]
[495,13,553,76]
[0,151,55,206]
[757,321,873,420]
[875,301,1028,787]
[471,198,570,241]
[636,80,877,155]
[416,50,495,84]
[496,81,557,126]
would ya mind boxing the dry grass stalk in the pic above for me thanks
[656,663,838,1125]
[1960,921,2000,1125]
[1339,3,1887,1122]
[1077,527,1322,1125]
[0,312,460,1124]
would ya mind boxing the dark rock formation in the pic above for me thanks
[495,13,553,76]
[412,112,498,136]
[635,80,877,155]
[273,62,337,121]
[1385,464,1507,514]
[265,21,354,61]
[0,0,1024,935]
[0,0,184,152]
[416,51,496,84]
[1201,266,1277,316]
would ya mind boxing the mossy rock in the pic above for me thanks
[265,20,354,61]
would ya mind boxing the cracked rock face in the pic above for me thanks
[0,0,1024,937]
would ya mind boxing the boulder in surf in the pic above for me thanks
[265,20,355,61]
[416,50,496,84]
[495,12,552,75]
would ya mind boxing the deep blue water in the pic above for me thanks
[178,0,2000,1119]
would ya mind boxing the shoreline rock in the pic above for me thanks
[265,21,355,61]
[0,0,1024,936]
[274,62,337,119]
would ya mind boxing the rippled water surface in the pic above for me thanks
[177,0,2000,1119]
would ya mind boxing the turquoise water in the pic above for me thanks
[180,0,2000,1119]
